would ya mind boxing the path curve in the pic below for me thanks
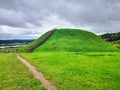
[17,55,57,90]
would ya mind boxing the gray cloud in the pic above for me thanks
[0,0,120,39]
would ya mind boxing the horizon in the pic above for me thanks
[0,0,120,39]
[0,28,119,40]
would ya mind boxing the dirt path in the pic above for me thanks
[17,55,57,90]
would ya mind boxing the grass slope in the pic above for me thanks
[0,54,45,90]
[21,52,120,90]
[32,28,119,52]
[20,30,52,52]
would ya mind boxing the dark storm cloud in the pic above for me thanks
[0,0,120,39]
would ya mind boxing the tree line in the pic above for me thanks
[100,32,120,42]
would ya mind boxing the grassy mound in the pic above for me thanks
[33,28,119,52]
[23,28,119,52]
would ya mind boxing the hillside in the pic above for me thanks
[21,29,56,52]
[23,28,119,52]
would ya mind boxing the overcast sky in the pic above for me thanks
[0,0,120,39]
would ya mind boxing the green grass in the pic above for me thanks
[21,52,120,90]
[20,30,52,52]
[32,28,119,52]
[0,54,45,90]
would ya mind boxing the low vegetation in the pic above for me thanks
[112,40,120,48]
[0,54,45,90]
[21,52,120,90]
[100,32,120,49]
[101,32,120,42]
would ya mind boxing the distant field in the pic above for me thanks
[21,52,120,90]
[0,54,45,90]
